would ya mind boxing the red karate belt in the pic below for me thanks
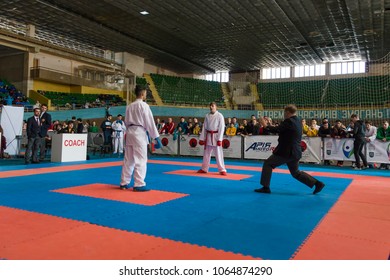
[203,130,218,149]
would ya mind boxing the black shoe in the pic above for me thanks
[32,160,40,164]
[119,184,129,190]
[254,187,271,194]
[313,181,325,194]
[133,186,150,192]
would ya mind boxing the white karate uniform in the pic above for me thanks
[199,110,226,172]
[365,125,377,142]
[111,120,126,153]
[120,99,159,187]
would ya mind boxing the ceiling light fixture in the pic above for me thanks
[140,11,149,15]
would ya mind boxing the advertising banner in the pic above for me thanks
[220,136,242,158]
[323,138,356,162]
[179,135,203,157]
[244,135,278,160]
[179,135,242,158]
[258,108,389,120]
[300,136,322,163]
[366,140,390,164]
[153,134,178,155]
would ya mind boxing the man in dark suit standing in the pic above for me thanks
[255,104,325,194]
[25,107,42,164]
[39,104,51,161]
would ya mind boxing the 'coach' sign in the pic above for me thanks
[51,133,88,162]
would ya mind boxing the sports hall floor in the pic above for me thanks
[0,155,389,260]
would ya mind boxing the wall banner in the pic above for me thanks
[179,135,203,157]
[179,135,242,158]
[300,136,322,163]
[324,138,356,162]
[366,140,390,164]
[244,135,278,160]
[153,134,178,155]
[221,136,242,159]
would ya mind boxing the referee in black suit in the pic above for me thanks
[39,104,52,160]
[255,104,325,194]
[25,107,42,164]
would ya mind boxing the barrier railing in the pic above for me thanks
[152,135,390,165]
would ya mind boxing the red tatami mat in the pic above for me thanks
[0,206,258,260]
[293,177,390,260]
[52,183,188,206]
[164,169,252,180]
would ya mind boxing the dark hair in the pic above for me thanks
[284,104,297,114]
[135,85,147,97]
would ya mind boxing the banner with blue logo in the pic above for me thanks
[243,135,278,160]
[323,138,356,161]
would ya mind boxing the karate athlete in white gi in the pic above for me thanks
[197,102,227,175]
[120,85,162,192]
[111,114,126,155]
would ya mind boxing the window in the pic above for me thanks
[262,67,290,79]
[330,61,365,75]
[205,71,229,82]
[294,64,325,77]
[315,64,325,76]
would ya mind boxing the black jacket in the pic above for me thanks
[40,111,52,137]
[27,116,42,138]
[272,115,302,160]
[352,120,366,142]
[318,126,332,138]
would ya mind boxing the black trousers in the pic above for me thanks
[25,136,41,163]
[353,140,367,168]
[39,137,47,160]
[260,154,317,189]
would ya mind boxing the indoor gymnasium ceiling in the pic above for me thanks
[1,0,390,74]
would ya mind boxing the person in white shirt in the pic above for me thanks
[365,120,378,168]
[197,102,227,175]
[119,86,162,192]
[111,114,126,155]
[364,120,377,142]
